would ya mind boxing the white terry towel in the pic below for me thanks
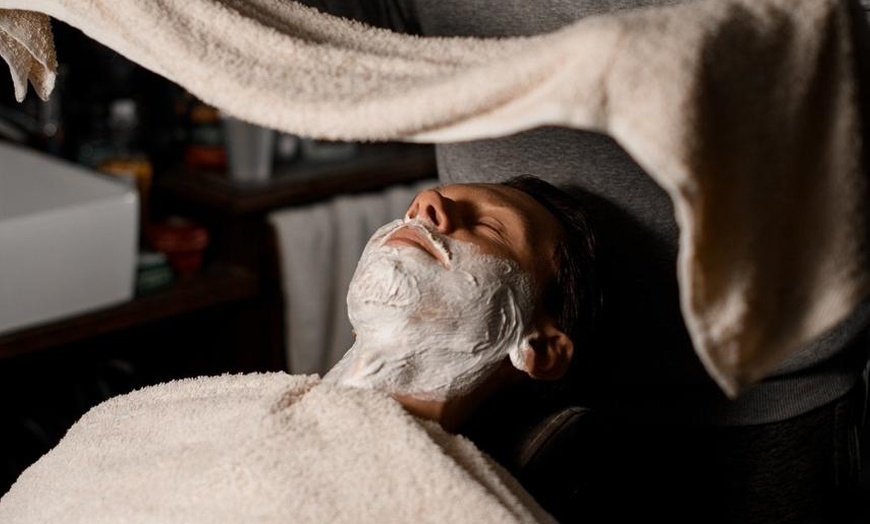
[0,0,868,397]
[0,373,557,524]
[268,180,436,376]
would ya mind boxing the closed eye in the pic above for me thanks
[476,218,506,238]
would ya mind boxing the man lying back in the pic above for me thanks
[0,176,599,524]
[324,175,599,431]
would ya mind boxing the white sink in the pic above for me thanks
[0,141,138,335]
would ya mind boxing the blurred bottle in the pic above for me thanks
[179,93,227,173]
[34,64,68,156]
[222,114,275,184]
[96,98,154,231]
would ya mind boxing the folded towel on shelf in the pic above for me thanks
[0,0,867,396]
[268,180,436,376]
[0,373,556,524]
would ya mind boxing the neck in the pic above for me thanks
[393,359,526,433]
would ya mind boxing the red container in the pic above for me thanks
[146,218,210,276]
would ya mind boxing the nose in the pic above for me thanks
[406,190,453,233]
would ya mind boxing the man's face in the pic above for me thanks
[394,184,562,290]
[325,184,564,402]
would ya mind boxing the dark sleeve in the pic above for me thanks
[292,0,421,34]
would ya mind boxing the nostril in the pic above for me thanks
[406,190,450,232]
[424,204,440,227]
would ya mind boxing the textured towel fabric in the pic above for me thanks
[0,8,54,101]
[0,0,868,397]
[0,373,557,524]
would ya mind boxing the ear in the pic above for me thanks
[514,319,574,381]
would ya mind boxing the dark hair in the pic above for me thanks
[500,175,601,353]
[458,175,601,466]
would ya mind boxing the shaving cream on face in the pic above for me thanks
[323,218,537,401]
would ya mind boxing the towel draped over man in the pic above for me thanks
[1,0,869,521]
[0,0,867,396]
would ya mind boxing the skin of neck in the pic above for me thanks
[393,358,527,433]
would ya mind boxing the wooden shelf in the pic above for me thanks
[0,264,259,360]
[156,143,437,215]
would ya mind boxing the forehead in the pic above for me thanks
[438,183,558,228]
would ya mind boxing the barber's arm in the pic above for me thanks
[293,0,421,33]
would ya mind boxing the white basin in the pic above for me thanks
[0,141,138,335]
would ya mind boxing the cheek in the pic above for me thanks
[529,251,558,302]
[449,230,511,260]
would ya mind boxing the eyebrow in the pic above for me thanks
[481,189,534,227]
[477,198,534,245]
[445,185,536,237]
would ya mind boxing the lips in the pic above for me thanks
[384,225,450,268]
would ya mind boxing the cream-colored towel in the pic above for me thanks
[0,9,54,102]
[0,0,867,397]
[0,373,556,524]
